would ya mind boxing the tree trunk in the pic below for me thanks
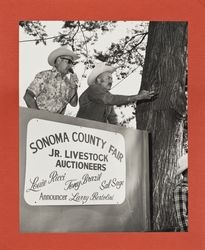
[136,22,187,231]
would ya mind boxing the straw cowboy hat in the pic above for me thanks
[87,62,118,86]
[48,46,80,67]
[176,154,188,175]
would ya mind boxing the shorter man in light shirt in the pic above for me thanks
[24,47,79,114]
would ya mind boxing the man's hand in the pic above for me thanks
[137,90,156,100]
[70,73,79,88]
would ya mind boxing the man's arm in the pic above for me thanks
[60,105,67,115]
[23,89,38,109]
[69,87,78,107]
[24,71,47,109]
[88,85,155,106]
[69,73,78,107]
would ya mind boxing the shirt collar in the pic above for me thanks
[51,67,67,80]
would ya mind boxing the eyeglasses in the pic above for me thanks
[60,57,74,65]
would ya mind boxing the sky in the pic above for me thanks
[19,21,148,127]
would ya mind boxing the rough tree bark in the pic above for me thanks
[136,22,188,231]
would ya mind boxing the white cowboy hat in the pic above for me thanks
[176,154,188,175]
[87,62,117,86]
[48,46,80,67]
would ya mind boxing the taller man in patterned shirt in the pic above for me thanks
[174,154,188,232]
[24,47,80,114]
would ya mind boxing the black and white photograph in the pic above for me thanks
[19,21,188,233]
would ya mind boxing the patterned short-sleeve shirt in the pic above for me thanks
[28,68,75,113]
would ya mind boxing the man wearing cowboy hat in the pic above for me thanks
[24,46,80,114]
[77,62,156,124]
[174,153,188,231]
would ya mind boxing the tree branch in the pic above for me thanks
[126,33,148,53]
[123,32,148,50]
[111,66,140,90]
[79,22,89,63]
[19,33,69,43]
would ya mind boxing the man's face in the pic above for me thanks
[97,72,113,90]
[56,56,73,75]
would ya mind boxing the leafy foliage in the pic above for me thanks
[19,21,48,45]
[53,21,117,57]
[19,21,148,80]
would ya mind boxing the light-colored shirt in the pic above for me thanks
[28,67,75,113]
